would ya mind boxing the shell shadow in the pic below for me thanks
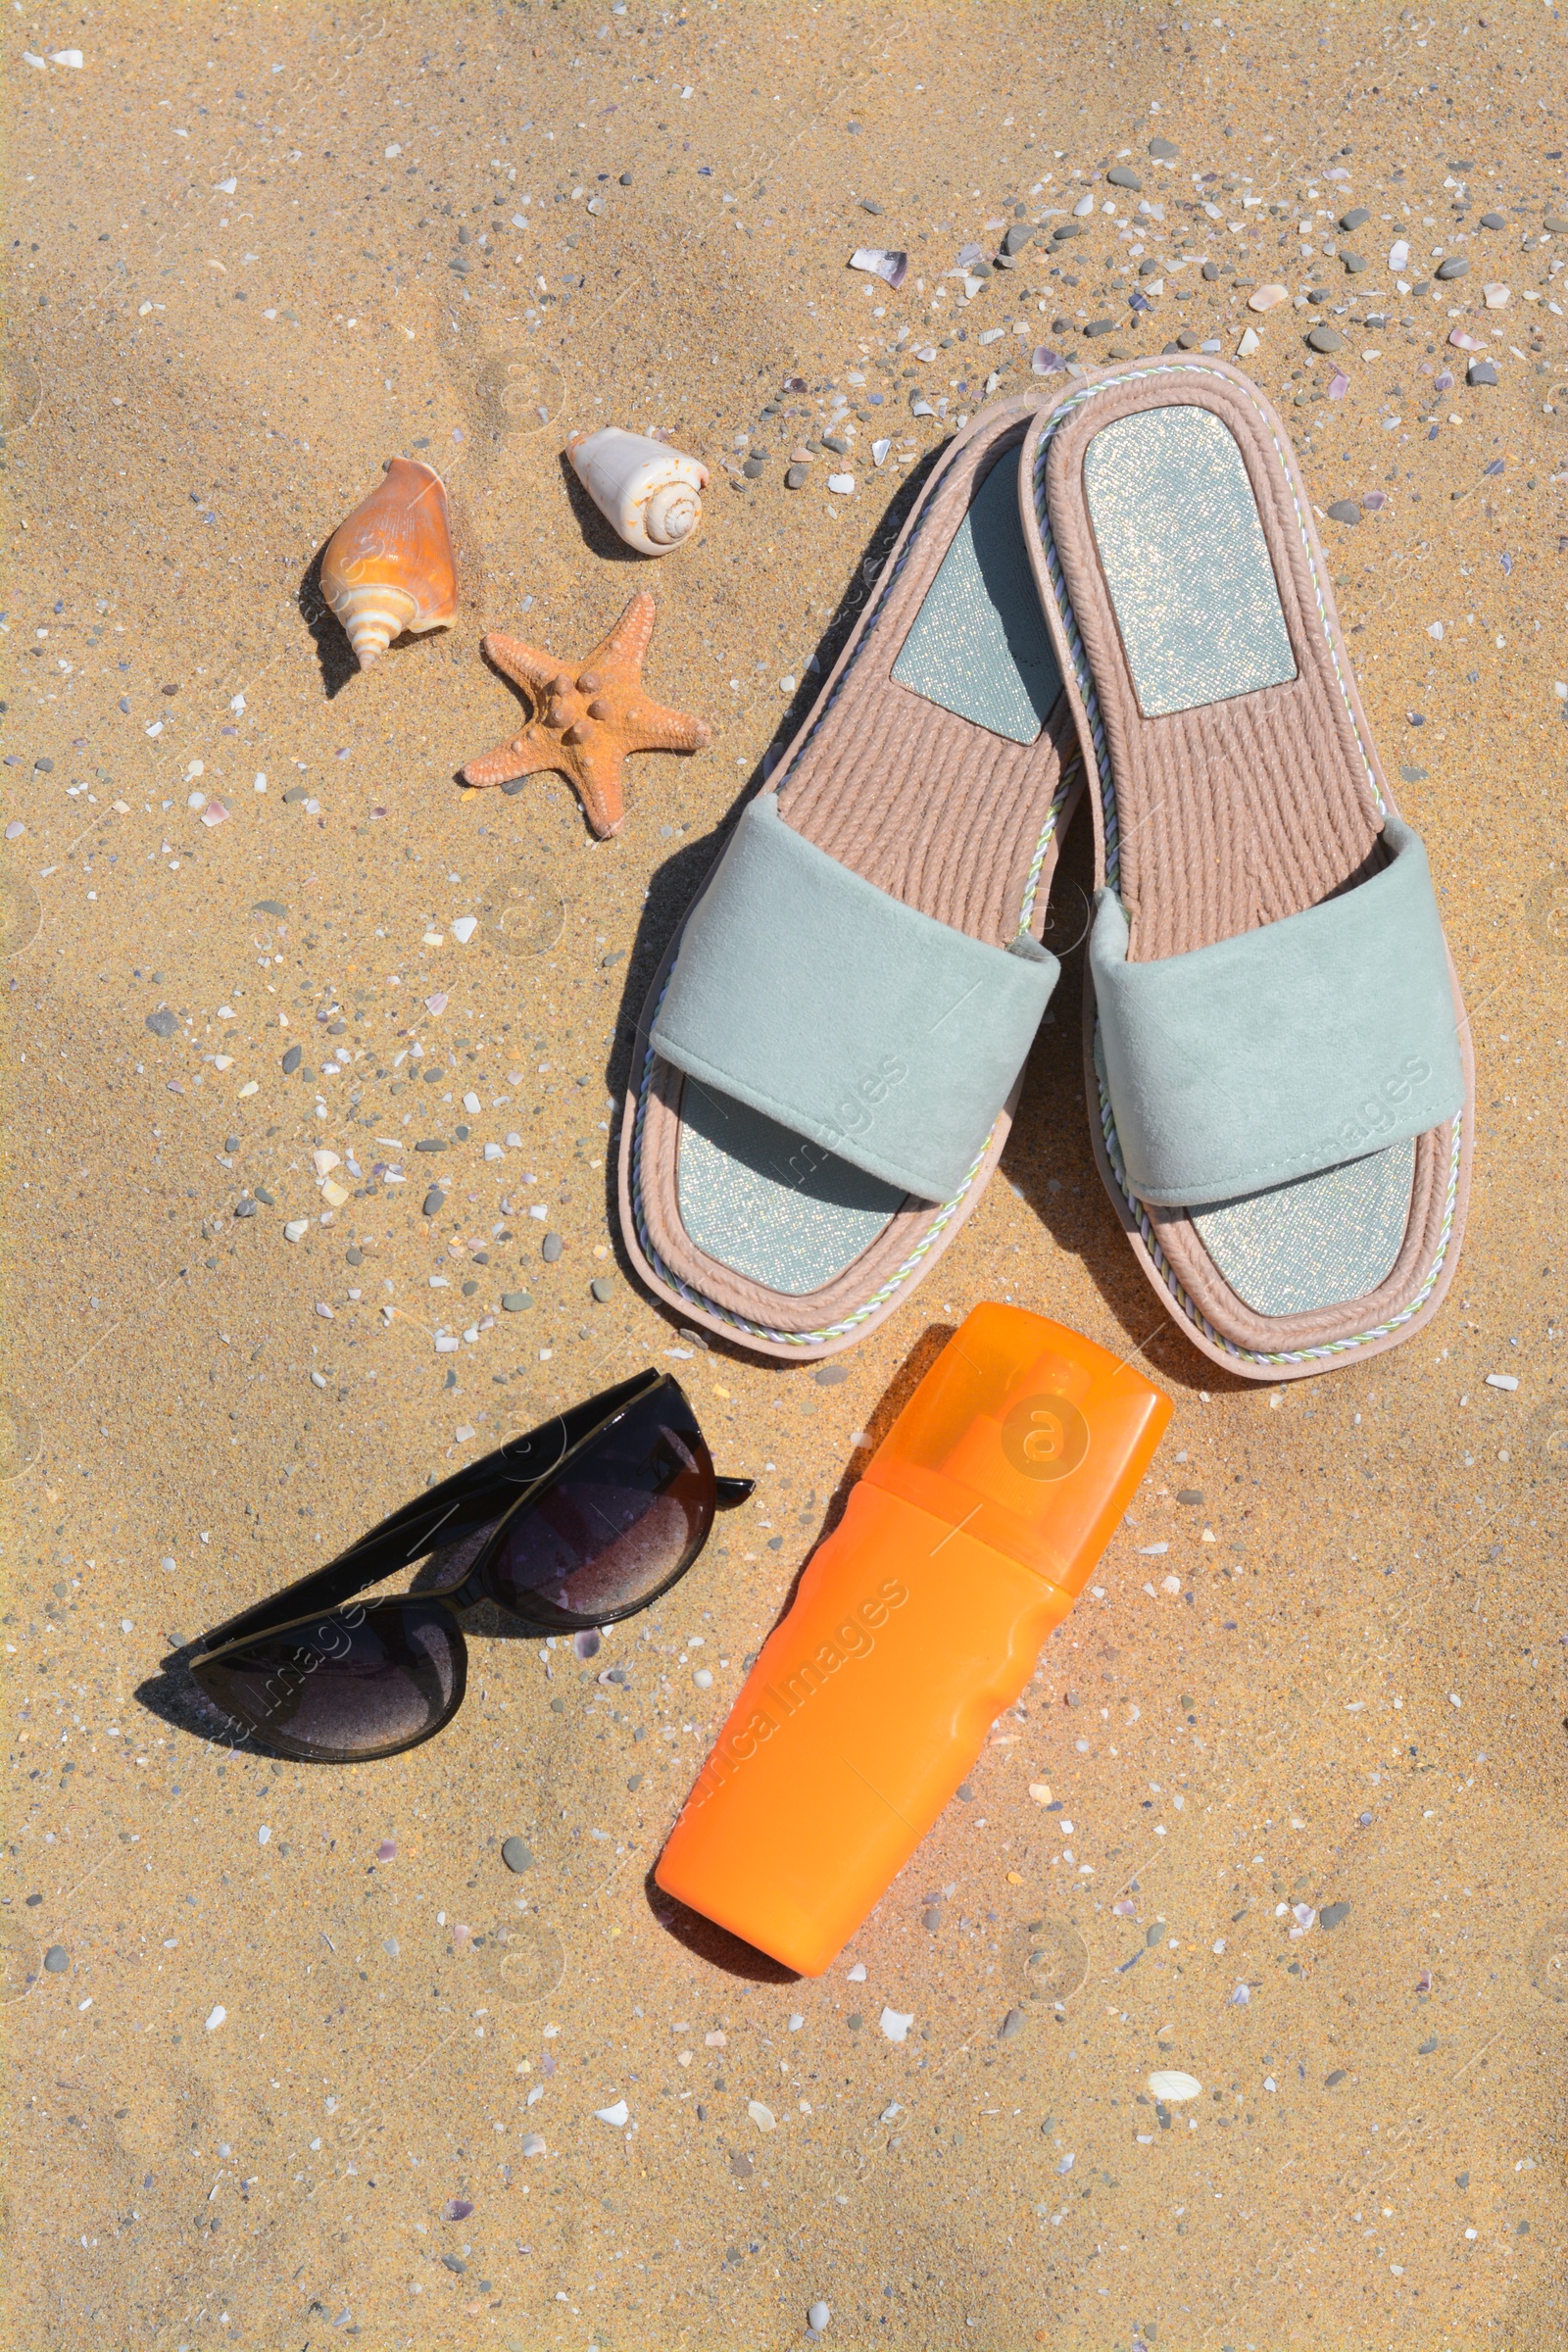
[298,541,446,703]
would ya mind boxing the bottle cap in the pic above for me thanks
[863,1302,1169,1592]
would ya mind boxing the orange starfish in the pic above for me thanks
[461,590,711,838]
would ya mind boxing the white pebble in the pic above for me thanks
[808,2300,831,2333]
[827,472,855,495]
[520,2131,547,2157]
[879,2007,914,2044]
[1485,1372,1519,1391]
[451,915,478,944]
[205,2005,226,2033]
[594,2099,629,2127]
[846,1961,867,1983]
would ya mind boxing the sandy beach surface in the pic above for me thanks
[4,5,1566,2346]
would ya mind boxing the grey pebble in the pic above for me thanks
[812,1363,849,1385]
[542,1232,564,1262]
[414,1138,447,1153]
[1341,252,1368,273]
[1319,1899,1351,1930]
[922,1906,942,1933]
[253,898,286,916]
[501,1836,533,1874]
[822,433,849,455]
[858,197,884,215]
[1435,256,1469,280]
[282,1044,302,1074]
[743,455,767,479]
[1325,2067,1348,2086]
[785,465,809,490]
[1176,1487,1204,1505]
[1002,222,1034,255]
[729,2151,753,2179]
[441,2254,466,2275]
[502,1291,534,1312]
[955,1782,975,1802]
[1306,325,1345,353]
[1418,2034,1439,2054]
[422,1188,446,1217]
[619,170,633,186]
[626,1773,643,1791]
[1083,318,1115,338]
[145,1008,177,1038]
[846,2013,863,2033]
[1467,359,1498,387]
[1149,135,1179,159]
[1339,206,1371,231]
[254,1185,275,1206]
[1479,210,1506,230]
[34,756,54,773]
[1107,165,1142,191]
[999,2007,1027,2040]
[234,1198,257,1219]
[590,1277,613,1302]
[1544,214,1568,236]
[1327,500,1363,524]
[44,1945,69,1973]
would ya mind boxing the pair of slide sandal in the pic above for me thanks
[618,360,1472,1382]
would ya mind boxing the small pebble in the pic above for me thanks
[1467,360,1498,387]
[443,2197,474,2222]
[542,1232,564,1262]
[1327,500,1362,524]
[422,1188,447,1217]
[1479,210,1506,230]
[1306,325,1345,353]
[502,1292,533,1311]
[590,1276,613,1302]
[501,1837,533,1874]
[1149,135,1178,159]
[999,2007,1027,2040]
[1435,256,1470,280]
[145,1008,177,1039]
[282,1045,302,1074]
[1106,165,1142,191]
[44,1945,70,1974]
[808,2300,832,2334]
[785,464,809,490]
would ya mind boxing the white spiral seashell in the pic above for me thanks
[329,582,419,669]
[567,426,708,559]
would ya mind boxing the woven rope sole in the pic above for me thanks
[1021,358,1472,1381]
[618,394,1078,1361]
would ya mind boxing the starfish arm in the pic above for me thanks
[582,590,658,680]
[565,739,629,839]
[624,699,713,756]
[481,632,561,697]
[462,724,568,789]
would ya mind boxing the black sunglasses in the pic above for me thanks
[183,1371,752,1764]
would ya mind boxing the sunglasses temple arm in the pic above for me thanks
[714,1476,756,1507]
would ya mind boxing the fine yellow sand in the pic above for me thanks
[4,7,1565,2348]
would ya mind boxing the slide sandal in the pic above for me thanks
[1020,357,1473,1383]
[618,393,1082,1362]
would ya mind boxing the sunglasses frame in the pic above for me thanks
[183,1370,752,1761]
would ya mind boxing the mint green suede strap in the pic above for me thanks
[1091,817,1464,1207]
[651,796,1059,1202]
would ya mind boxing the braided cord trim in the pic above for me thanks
[1029,362,1456,1367]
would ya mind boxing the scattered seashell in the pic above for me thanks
[1248,283,1290,312]
[747,2100,777,2131]
[1149,2070,1201,2101]
[442,2198,473,2223]
[519,2132,547,2157]
[1236,326,1261,358]
[1482,282,1510,309]
[594,2099,629,2127]
[320,456,458,669]
[849,246,908,288]
[1389,238,1410,272]
[879,2008,914,2044]
[566,425,708,557]
[1448,327,1488,351]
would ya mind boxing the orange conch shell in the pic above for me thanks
[320,457,458,669]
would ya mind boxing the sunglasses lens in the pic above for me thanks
[191,1599,465,1762]
[487,1385,714,1623]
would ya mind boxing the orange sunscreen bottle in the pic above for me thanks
[655,1304,1170,1976]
